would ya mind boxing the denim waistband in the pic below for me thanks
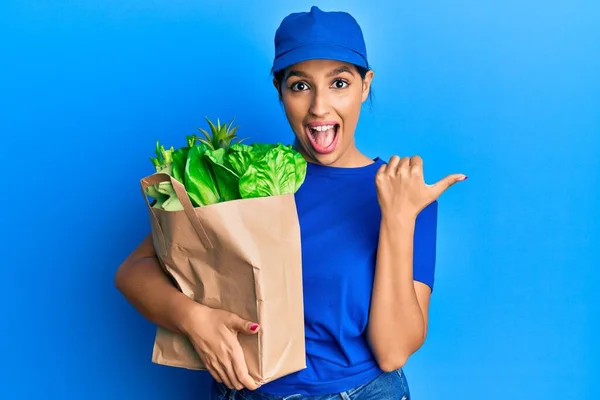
[210,368,411,400]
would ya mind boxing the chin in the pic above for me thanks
[303,143,352,168]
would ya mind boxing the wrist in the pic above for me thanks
[381,211,417,228]
[173,296,210,336]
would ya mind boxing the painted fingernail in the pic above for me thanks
[460,175,468,181]
[250,324,259,331]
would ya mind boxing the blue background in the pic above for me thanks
[1,0,598,399]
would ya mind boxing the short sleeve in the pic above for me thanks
[413,200,438,292]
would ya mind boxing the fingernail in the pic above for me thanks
[460,175,468,181]
[250,324,259,331]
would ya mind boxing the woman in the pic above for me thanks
[115,6,466,399]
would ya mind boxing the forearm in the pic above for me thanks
[368,214,426,370]
[114,256,203,335]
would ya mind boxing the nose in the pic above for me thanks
[309,89,330,118]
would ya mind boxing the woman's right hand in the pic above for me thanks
[181,303,261,391]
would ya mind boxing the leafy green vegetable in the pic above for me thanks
[149,140,174,172]
[196,117,248,151]
[249,143,277,154]
[184,143,221,206]
[155,179,182,211]
[238,144,306,199]
[145,118,307,210]
[292,149,307,192]
[171,147,189,184]
[204,147,241,201]
[226,143,264,177]
[147,141,184,211]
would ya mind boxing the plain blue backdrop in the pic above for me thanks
[1,0,598,399]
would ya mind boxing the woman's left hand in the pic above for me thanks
[375,155,467,220]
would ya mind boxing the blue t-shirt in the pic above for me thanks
[258,157,438,396]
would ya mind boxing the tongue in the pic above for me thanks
[314,128,335,148]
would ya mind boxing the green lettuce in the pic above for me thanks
[238,144,307,199]
[145,118,307,210]
[226,143,269,177]
[171,147,189,184]
[147,141,184,211]
[184,143,221,206]
[204,147,241,202]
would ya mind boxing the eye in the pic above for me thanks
[290,81,309,91]
[332,79,349,89]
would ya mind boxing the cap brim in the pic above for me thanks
[272,43,368,73]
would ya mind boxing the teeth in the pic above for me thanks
[311,125,335,132]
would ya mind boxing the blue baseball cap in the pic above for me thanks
[272,6,369,73]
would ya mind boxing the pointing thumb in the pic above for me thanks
[430,173,467,196]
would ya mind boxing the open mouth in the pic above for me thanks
[306,123,340,154]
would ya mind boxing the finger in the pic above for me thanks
[206,366,223,384]
[430,174,467,197]
[214,362,235,389]
[220,359,244,391]
[228,313,260,335]
[197,352,222,384]
[410,155,423,175]
[231,342,260,391]
[387,155,401,174]
[208,360,232,388]
[397,156,410,176]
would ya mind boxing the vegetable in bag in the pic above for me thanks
[145,117,307,210]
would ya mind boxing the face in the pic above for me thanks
[274,59,374,167]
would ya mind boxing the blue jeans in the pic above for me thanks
[210,368,410,400]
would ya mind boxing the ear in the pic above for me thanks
[361,70,374,103]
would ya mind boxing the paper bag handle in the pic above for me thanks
[140,173,214,250]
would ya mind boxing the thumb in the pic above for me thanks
[429,174,467,197]
[229,313,260,335]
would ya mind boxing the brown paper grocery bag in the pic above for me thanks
[139,172,306,384]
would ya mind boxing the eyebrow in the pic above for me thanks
[285,66,354,80]
[327,66,353,77]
